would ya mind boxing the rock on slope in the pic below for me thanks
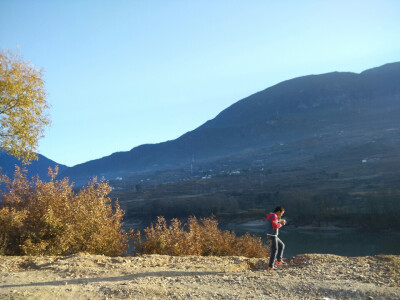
[0,253,399,299]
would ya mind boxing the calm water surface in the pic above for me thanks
[277,230,400,257]
[230,225,400,257]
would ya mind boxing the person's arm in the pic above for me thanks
[271,215,282,229]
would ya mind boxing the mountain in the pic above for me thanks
[0,151,68,180]
[60,62,400,184]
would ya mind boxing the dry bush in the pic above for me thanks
[0,166,128,256]
[135,216,269,258]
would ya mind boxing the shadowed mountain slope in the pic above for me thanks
[0,151,68,180]
[60,62,400,184]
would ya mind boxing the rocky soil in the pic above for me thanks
[0,253,399,299]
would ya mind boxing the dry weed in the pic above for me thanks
[135,216,269,258]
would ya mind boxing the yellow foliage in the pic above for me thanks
[0,49,50,163]
[135,216,269,258]
[0,166,128,256]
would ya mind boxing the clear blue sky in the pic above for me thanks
[1,0,399,167]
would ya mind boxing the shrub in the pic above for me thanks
[134,216,269,258]
[0,166,128,256]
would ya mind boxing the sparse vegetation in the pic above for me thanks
[133,216,269,257]
[0,166,128,256]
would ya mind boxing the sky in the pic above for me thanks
[1,0,400,167]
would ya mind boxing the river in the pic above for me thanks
[277,229,400,257]
[228,223,400,257]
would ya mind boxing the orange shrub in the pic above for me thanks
[0,166,128,256]
[135,216,269,258]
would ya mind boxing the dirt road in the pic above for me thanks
[1,253,399,299]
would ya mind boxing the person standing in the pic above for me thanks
[266,206,286,270]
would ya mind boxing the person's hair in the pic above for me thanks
[273,206,285,213]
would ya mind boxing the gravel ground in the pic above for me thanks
[0,253,399,299]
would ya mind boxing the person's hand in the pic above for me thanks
[280,219,286,225]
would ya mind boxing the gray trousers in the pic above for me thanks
[268,235,285,267]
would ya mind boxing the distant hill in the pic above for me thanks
[60,62,400,185]
[0,150,68,180]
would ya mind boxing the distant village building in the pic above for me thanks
[230,171,241,175]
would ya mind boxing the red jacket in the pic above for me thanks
[266,213,282,236]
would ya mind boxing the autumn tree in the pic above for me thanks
[0,49,50,163]
[0,166,128,256]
